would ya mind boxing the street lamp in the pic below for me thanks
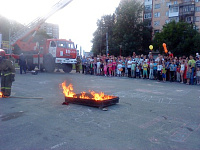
[119,45,122,56]
[106,31,108,57]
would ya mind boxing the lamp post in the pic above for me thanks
[106,31,109,57]
[119,45,122,56]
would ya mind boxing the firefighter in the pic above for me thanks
[76,56,81,73]
[19,53,27,74]
[0,49,15,97]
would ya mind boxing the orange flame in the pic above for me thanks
[90,91,113,101]
[61,81,76,98]
[79,92,90,99]
[0,92,3,98]
[60,81,114,101]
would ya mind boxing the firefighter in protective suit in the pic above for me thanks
[0,49,15,97]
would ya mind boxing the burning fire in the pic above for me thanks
[60,81,113,101]
[0,92,2,98]
[61,81,76,98]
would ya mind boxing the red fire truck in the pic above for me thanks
[10,0,77,73]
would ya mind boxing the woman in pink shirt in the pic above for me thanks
[112,59,117,77]
[108,61,113,77]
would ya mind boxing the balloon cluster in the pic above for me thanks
[162,43,168,54]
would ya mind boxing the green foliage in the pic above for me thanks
[153,21,200,56]
[92,14,115,56]
[91,0,152,56]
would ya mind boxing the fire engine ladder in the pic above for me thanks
[10,0,73,46]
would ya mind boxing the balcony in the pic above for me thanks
[169,5,179,17]
[169,12,179,17]
[179,0,195,7]
[179,4,195,16]
[179,11,195,16]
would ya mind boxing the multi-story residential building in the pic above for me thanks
[144,0,200,34]
[40,23,59,39]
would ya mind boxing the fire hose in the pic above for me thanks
[8,96,43,99]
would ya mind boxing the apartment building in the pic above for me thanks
[40,23,59,39]
[144,0,200,34]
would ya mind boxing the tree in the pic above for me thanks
[92,14,115,56]
[91,0,152,56]
[153,21,200,56]
[112,0,144,56]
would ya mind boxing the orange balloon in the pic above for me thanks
[163,43,166,48]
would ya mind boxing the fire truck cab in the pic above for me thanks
[39,39,77,73]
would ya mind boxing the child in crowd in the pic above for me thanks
[103,62,107,77]
[131,61,136,78]
[127,58,132,78]
[136,64,140,78]
[90,60,94,75]
[196,68,200,85]
[149,60,154,80]
[122,60,125,77]
[176,65,181,82]
[169,61,176,82]
[140,60,143,78]
[157,61,163,81]
[112,59,117,77]
[97,59,101,76]
[117,62,122,77]
[100,61,104,76]
[162,63,166,82]
[186,68,191,85]
[153,60,157,80]
[143,61,148,79]
[180,60,185,83]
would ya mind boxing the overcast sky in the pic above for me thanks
[0,0,121,52]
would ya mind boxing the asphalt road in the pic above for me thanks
[0,70,200,150]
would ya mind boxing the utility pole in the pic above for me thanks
[106,32,109,57]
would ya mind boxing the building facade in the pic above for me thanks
[40,23,59,39]
[144,0,200,34]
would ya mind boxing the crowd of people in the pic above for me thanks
[79,52,200,85]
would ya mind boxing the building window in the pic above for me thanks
[166,2,171,7]
[195,6,200,12]
[166,11,169,16]
[154,21,160,26]
[155,4,161,9]
[186,16,192,22]
[145,5,152,11]
[170,6,179,13]
[174,1,178,4]
[154,12,161,17]
[154,30,159,34]
[144,13,152,19]
[195,17,200,22]
[165,19,170,24]
[195,0,199,2]
[183,5,195,12]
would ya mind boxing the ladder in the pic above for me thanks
[10,0,73,46]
